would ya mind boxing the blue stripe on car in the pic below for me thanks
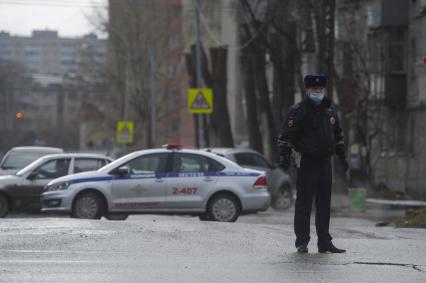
[72,176,114,184]
[68,172,261,185]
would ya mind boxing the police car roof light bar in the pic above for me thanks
[163,144,183,150]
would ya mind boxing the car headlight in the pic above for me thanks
[44,181,71,192]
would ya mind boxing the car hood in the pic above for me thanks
[0,169,20,176]
[47,171,107,186]
[0,174,22,188]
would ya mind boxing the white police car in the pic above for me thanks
[41,145,270,222]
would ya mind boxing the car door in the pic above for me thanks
[16,158,71,210]
[164,153,222,210]
[110,153,169,211]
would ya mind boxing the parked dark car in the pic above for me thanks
[0,153,112,217]
[205,148,294,210]
[0,146,64,176]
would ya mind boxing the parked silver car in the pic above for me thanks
[0,146,64,176]
[0,153,112,217]
[41,145,270,222]
[205,148,294,210]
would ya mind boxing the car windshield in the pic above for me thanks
[1,151,49,170]
[98,151,141,173]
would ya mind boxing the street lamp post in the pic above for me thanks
[195,0,205,148]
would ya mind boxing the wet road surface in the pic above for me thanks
[1,210,425,282]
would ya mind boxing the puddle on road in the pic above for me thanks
[336,228,388,239]
[0,218,113,236]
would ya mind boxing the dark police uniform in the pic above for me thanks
[277,74,348,252]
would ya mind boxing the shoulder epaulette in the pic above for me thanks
[289,102,303,112]
[293,102,302,109]
[327,106,337,114]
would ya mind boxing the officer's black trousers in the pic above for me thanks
[294,156,333,248]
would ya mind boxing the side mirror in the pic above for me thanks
[27,171,38,180]
[116,166,130,176]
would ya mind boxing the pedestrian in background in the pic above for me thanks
[277,74,349,253]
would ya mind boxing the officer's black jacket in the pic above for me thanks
[277,97,344,159]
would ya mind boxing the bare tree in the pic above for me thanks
[239,23,263,153]
[239,0,299,161]
[0,60,36,149]
[107,0,184,149]
[333,1,406,189]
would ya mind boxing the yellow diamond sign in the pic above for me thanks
[188,88,213,114]
[116,121,134,144]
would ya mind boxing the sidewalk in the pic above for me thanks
[330,193,408,222]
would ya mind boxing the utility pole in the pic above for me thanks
[195,0,205,148]
[124,57,130,122]
[120,33,130,152]
[147,2,157,149]
[148,44,156,148]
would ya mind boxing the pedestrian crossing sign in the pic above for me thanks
[116,121,134,144]
[188,88,213,114]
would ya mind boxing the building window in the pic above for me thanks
[388,44,405,72]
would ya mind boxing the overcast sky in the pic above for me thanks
[0,0,107,37]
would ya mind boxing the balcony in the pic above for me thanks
[367,0,408,28]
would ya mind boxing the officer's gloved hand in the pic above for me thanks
[339,158,349,173]
[279,155,291,171]
[335,144,349,172]
[279,146,292,171]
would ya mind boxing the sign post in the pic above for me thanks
[195,0,204,148]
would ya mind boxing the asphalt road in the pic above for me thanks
[1,209,425,283]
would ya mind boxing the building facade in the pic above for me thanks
[0,30,106,150]
[334,0,426,198]
[404,0,426,198]
[0,31,105,76]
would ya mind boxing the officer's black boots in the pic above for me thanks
[318,243,346,253]
[296,243,345,253]
[297,245,308,253]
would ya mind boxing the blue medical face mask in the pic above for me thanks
[308,92,325,103]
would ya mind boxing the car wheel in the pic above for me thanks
[270,185,294,210]
[0,194,10,218]
[72,192,104,219]
[207,194,240,222]
[104,214,129,221]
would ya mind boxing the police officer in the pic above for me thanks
[277,74,348,254]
